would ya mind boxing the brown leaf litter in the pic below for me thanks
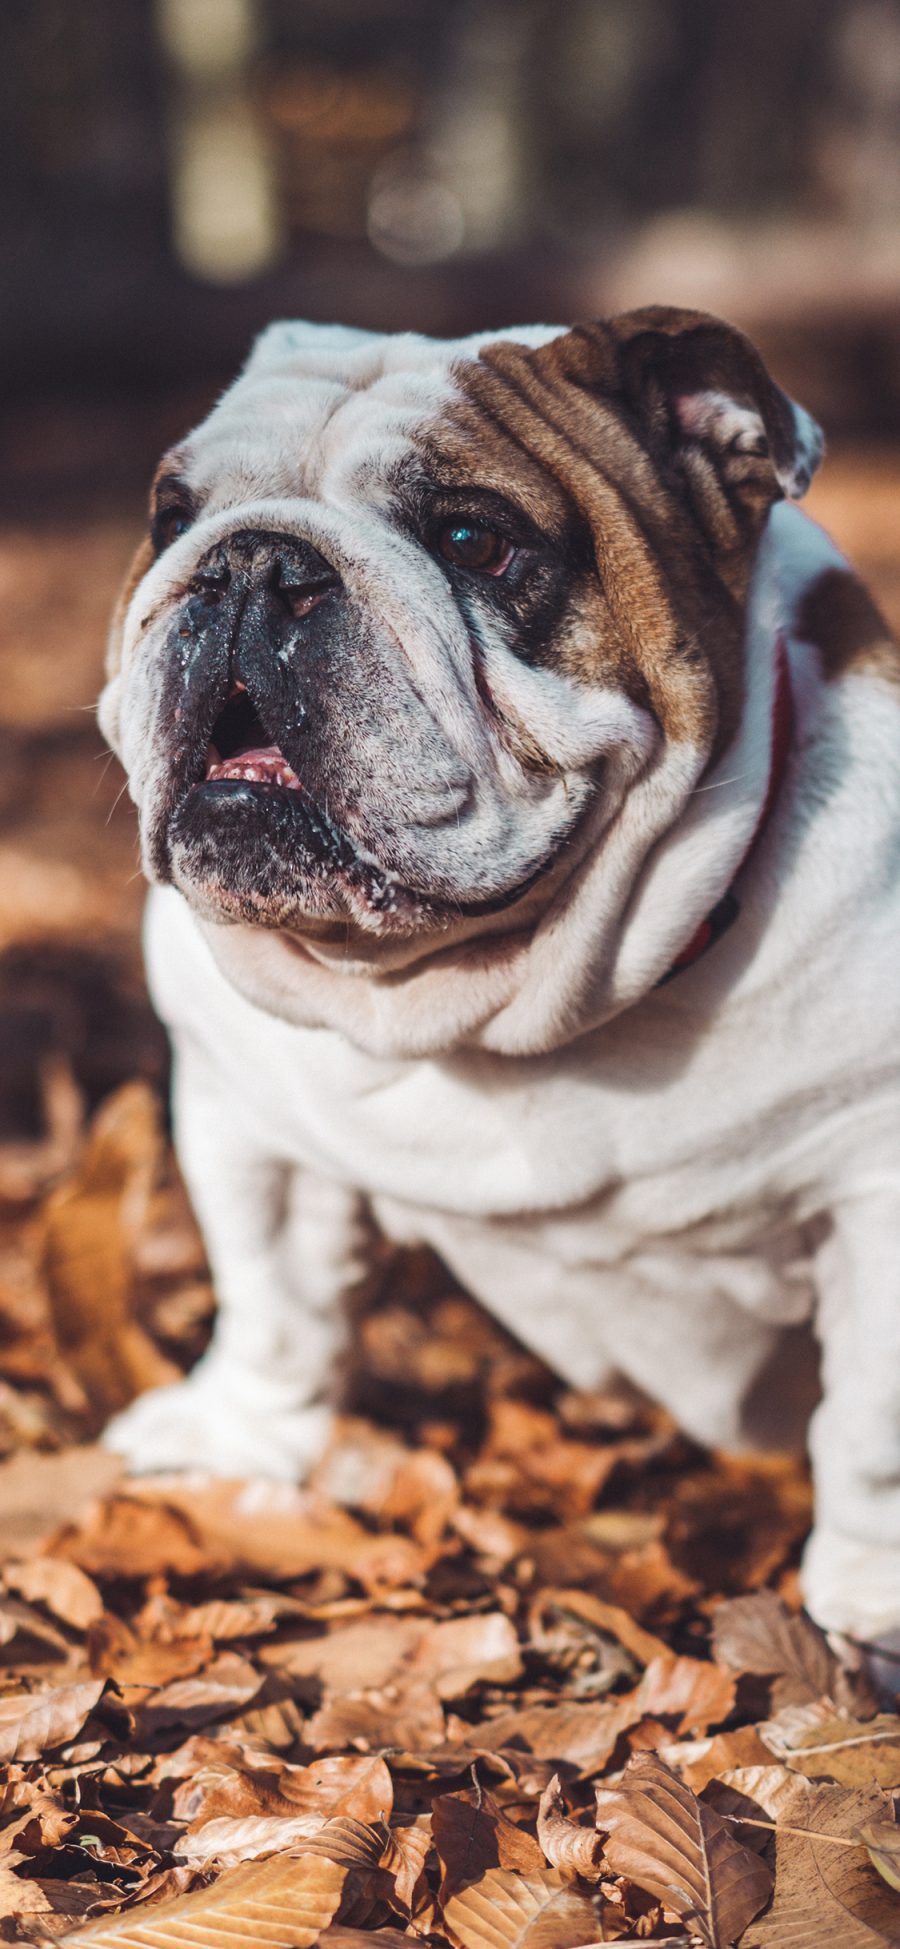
[0,1076,895,1947]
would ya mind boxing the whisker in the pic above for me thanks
[91,754,120,801]
[105,776,131,824]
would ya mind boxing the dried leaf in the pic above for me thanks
[261,1613,427,1691]
[857,1822,900,1895]
[595,1751,772,1946]
[135,1652,262,1734]
[176,1810,390,1870]
[307,1680,445,1755]
[0,1680,120,1763]
[444,1867,601,1949]
[313,1418,459,1545]
[146,1590,301,1642]
[712,1591,874,1712]
[41,1084,179,1417]
[414,1611,523,1699]
[534,1587,670,1667]
[124,1477,426,1589]
[433,1786,543,1901]
[663,1724,775,1793]
[0,1447,121,1559]
[635,1654,737,1735]
[741,1778,900,1946]
[60,1849,358,1946]
[380,1817,432,1910]
[470,1695,639,1774]
[537,1774,603,1881]
[48,1492,214,1580]
[4,1558,104,1632]
[761,1708,900,1787]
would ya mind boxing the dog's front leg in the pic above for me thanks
[803,1182,900,1649]
[104,1041,370,1480]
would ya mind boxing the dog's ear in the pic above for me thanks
[607,305,823,505]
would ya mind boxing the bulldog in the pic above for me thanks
[98,308,900,1646]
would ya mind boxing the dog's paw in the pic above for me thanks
[803,1524,900,1649]
[102,1367,332,1482]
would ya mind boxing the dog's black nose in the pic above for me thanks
[191,529,339,610]
[184,530,344,704]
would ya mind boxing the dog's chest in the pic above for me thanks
[159,916,825,1241]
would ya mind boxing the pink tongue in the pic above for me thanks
[206,744,302,790]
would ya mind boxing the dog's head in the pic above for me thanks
[102,309,821,958]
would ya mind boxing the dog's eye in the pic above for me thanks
[435,523,514,575]
[152,503,194,554]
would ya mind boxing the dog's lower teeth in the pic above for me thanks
[206,744,302,790]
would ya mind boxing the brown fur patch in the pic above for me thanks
[797,565,900,685]
[107,537,154,677]
[432,327,749,761]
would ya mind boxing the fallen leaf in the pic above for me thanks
[312,1418,459,1545]
[135,1652,262,1734]
[537,1774,604,1881]
[635,1654,737,1735]
[85,1608,213,1687]
[595,1751,772,1946]
[177,1810,386,1868]
[60,1849,360,1946]
[443,1866,602,1949]
[740,1777,900,1946]
[704,1760,816,1832]
[380,1816,432,1910]
[533,1587,670,1667]
[48,1492,214,1580]
[712,1590,874,1713]
[307,1680,446,1755]
[760,1707,900,1787]
[0,1447,121,1559]
[125,1477,425,1589]
[433,1786,543,1902]
[41,1083,179,1418]
[470,1695,640,1774]
[4,1557,104,1632]
[857,1821,900,1895]
[0,1679,123,1763]
[140,1589,302,1643]
[259,1613,426,1692]
[414,1611,523,1699]
[661,1724,775,1792]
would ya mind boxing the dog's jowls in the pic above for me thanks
[99,308,900,1647]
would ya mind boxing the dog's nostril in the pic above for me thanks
[271,558,340,620]
[191,561,231,600]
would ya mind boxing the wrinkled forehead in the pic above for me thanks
[179,318,568,510]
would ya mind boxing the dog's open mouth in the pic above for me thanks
[167,680,555,930]
[205,684,303,792]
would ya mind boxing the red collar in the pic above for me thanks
[662,633,794,983]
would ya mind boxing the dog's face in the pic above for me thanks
[102,309,820,952]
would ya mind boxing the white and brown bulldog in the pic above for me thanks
[99,308,900,1646]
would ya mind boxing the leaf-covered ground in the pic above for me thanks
[0,452,899,1946]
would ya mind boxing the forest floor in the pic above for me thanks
[0,445,898,1944]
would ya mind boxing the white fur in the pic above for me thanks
[102,330,900,1645]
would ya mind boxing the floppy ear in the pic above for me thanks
[609,305,823,506]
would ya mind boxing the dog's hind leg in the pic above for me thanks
[803,1180,900,1646]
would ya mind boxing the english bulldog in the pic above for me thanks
[99,308,900,1648]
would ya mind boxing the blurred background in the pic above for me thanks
[1,0,899,1145]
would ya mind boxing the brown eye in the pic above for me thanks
[152,502,194,554]
[435,522,514,574]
